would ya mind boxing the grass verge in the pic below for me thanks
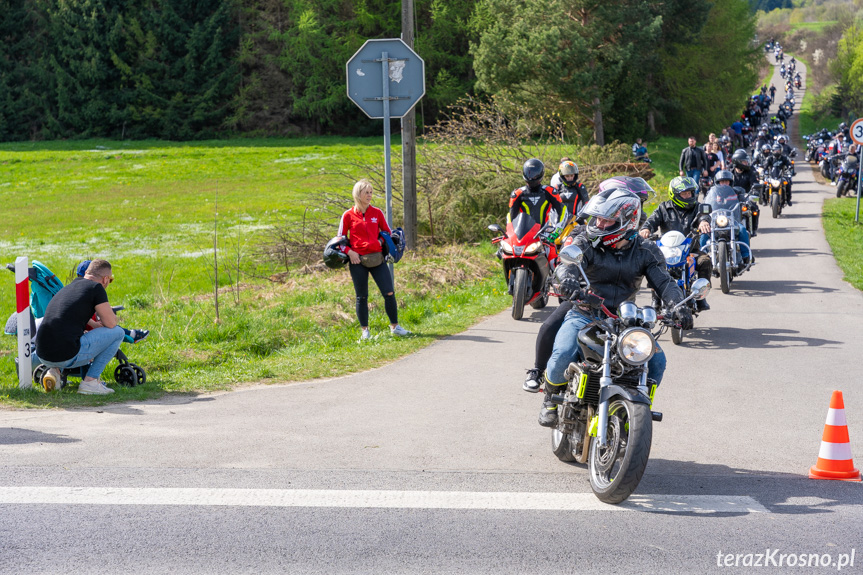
[821,199,863,290]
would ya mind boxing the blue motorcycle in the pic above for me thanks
[653,230,705,345]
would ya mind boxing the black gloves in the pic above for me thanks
[674,306,694,330]
[559,277,581,298]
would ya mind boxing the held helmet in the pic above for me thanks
[668,176,699,210]
[522,158,545,188]
[582,188,642,249]
[598,176,654,205]
[323,236,349,269]
[558,161,579,185]
[772,143,783,158]
[715,170,734,185]
[731,149,751,170]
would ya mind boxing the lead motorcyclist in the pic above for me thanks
[639,176,712,311]
[762,143,794,206]
[537,188,690,427]
[730,149,760,235]
[700,171,754,265]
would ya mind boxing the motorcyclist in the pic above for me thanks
[638,176,712,311]
[763,144,794,206]
[522,176,652,393]
[509,158,565,231]
[753,126,771,152]
[538,188,688,427]
[730,150,760,235]
[552,160,589,226]
[776,105,791,132]
[700,171,754,265]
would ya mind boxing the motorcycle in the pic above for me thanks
[795,76,802,89]
[760,164,790,218]
[548,244,709,503]
[701,186,756,294]
[488,213,557,320]
[653,231,708,345]
[835,155,859,198]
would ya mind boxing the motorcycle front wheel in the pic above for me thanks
[771,193,780,218]
[671,326,683,345]
[588,399,653,504]
[837,180,847,198]
[511,267,528,320]
[718,241,731,294]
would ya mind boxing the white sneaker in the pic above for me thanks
[360,328,371,341]
[78,379,115,395]
[42,367,61,392]
[390,325,411,336]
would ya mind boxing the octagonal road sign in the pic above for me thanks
[346,38,425,119]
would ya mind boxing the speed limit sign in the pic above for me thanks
[851,118,863,145]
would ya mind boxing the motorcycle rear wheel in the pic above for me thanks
[551,428,577,462]
[512,268,528,320]
[588,399,653,504]
[718,241,730,294]
[530,291,549,310]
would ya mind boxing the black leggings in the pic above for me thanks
[535,301,572,372]
[349,262,398,327]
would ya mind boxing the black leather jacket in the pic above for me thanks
[570,232,684,311]
[732,168,758,194]
[641,200,706,237]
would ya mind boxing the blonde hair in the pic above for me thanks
[352,179,373,206]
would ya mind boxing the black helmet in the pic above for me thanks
[839,122,847,131]
[323,236,349,269]
[668,176,698,210]
[522,158,545,187]
[715,169,734,185]
[731,149,751,170]
[772,143,783,157]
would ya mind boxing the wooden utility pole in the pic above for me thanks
[401,0,418,249]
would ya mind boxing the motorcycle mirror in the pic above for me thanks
[487,224,503,234]
[690,278,711,300]
[559,245,584,266]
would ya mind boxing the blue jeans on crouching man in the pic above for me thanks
[34,326,125,379]
[544,307,667,390]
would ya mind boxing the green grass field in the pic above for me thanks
[821,198,863,291]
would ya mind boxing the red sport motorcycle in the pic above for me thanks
[488,212,557,320]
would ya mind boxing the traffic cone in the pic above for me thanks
[809,391,861,481]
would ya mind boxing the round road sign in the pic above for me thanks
[850,118,863,145]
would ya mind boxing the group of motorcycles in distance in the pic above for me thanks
[804,125,860,198]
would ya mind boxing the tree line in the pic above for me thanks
[0,0,759,143]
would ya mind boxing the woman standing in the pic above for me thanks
[338,179,410,340]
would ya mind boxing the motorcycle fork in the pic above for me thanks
[597,334,614,448]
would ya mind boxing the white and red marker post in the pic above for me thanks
[15,256,32,389]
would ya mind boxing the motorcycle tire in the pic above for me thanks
[551,427,577,462]
[530,291,549,310]
[821,163,829,178]
[671,326,683,345]
[771,193,780,219]
[511,267,528,321]
[837,180,847,198]
[588,399,653,504]
[718,241,731,294]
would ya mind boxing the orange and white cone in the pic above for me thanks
[809,391,861,481]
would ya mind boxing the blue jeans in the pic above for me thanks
[34,326,125,380]
[686,169,701,185]
[700,225,751,260]
[545,307,667,388]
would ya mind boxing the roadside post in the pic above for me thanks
[15,256,32,389]
[346,38,425,277]
[849,118,863,223]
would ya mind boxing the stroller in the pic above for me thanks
[4,261,147,390]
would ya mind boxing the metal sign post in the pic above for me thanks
[850,118,863,222]
[347,39,425,276]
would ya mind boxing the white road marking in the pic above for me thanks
[0,487,769,513]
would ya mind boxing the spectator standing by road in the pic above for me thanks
[338,179,411,341]
[679,137,708,185]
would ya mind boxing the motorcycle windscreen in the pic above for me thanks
[509,211,542,242]
[704,185,742,221]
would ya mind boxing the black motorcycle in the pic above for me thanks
[835,155,859,198]
[548,245,709,504]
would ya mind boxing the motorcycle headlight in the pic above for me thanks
[616,328,656,366]
[501,240,513,254]
[770,179,781,187]
[716,215,729,228]
[660,245,684,266]
[524,240,543,255]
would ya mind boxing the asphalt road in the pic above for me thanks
[1,56,861,574]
